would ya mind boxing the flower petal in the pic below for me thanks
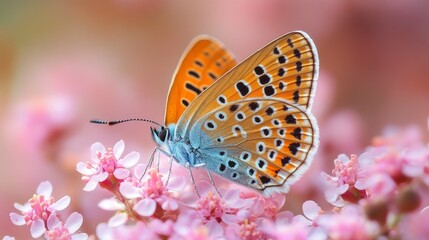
[98,198,125,211]
[71,233,89,240]
[37,181,53,197]
[166,176,187,191]
[119,182,141,199]
[108,212,128,227]
[9,213,26,226]
[221,213,239,224]
[65,212,83,234]
[76,162,96,175]
[95,223,111,240]
[134,164,147,179]
[13,202,30,212]
[113,168,130,179]
[134,198,156,217]
[3,236,16,240]
[223,189,240,205]
[206,219,224,238]
[113,140,125,159]
[30,219,46,238]
[83,179,99,192]
[302,200,321,220]
[47,214,61,230]
[93,172,109,182]
[91,142,106,161]
[118,151,140,168]
[161,198,178,211]
[50,196,71,211]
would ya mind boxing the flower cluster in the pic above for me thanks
[6,124,429,239]
[8,181,87,239]
[319,126,429,239]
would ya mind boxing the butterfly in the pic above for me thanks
[149,31,319,196]
[92,31,319,196]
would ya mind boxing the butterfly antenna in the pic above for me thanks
[90,118,162,127]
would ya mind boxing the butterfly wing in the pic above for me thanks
[175,31,318,137]
[175,31,319,195]
[193,99,318,195]
[164,36,237,126]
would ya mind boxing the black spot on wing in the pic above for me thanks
[260,176,271,184]
[285,114,296,124]
[185,83,202,95]
[188,70,200,79]
[292,128,302,140]
[249,102,259,111]
[281,157,291,166]
[289,143,300,155]
[236,81,250,96]
[229,104,239,112]
[181,99,189,107]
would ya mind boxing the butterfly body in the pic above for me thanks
[152,31,319,196]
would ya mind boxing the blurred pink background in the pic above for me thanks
[1,1,429,238]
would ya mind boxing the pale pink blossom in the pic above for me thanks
[76,140,140,192]
[9,181,70,238]
[321,154,368,206]
[44,212,88,240]
[317,205,380,240]
[192,188,256,225]
[120,168,182,218]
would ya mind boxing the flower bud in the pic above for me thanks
[395,186,421,213]
[364,198,389,225]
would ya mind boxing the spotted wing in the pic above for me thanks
[164,36,237,126]
[175,31,318,137]
[192,99,318,195]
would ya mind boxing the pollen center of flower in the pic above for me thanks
[26,194,54,223]
[100,151,117,173]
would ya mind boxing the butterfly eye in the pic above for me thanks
[158,127,168,142]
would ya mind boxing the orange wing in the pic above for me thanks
[164,36,237,126]
[176,31,319,135]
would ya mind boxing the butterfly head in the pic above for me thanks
[150,126,169,145]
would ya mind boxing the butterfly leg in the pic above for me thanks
[156,150,162,171]
[139,148,158,180]
[185,163,201,198]
[151,148,174,185]
[141,147,171,180]
[206,169,222,198]
[164,156,174,186]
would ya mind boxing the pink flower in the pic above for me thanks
[193,188,253,224]
[44,212,88,240]
[76,140,140,192]
[317,205,380,240]
[9,181,70,238]
[120,168,182,218]
[321,154,368,206]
